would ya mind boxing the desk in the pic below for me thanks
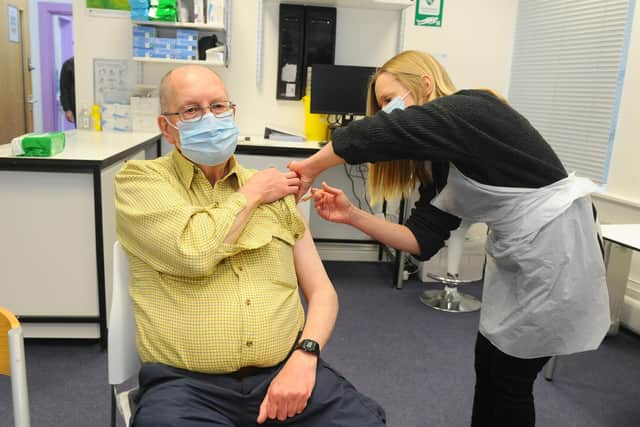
[0,130,161,347]
[602,224,640,334]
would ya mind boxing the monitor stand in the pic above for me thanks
[340,114,355,126]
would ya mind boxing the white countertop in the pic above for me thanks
[601,224,640,251]
[0,130,160,162]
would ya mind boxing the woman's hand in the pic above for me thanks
[287,160,316,202]
[309,182,355,224]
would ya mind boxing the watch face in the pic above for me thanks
[299,339,319,354]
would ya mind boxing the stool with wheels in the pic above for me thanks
[419,222,482,312]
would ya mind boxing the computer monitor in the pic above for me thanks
[310,64,376,125]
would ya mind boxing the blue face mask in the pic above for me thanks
[170,112,239,166]
[382,91,410,113]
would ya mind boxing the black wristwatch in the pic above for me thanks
[295,339,320,357]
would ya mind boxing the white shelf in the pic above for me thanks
[133,57,225,66]
[132,20,224,31]
[269,0,414,10]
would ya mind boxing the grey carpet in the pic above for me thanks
[1,260,639,426]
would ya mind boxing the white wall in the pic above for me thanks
[71,0,516,135]
[138,2,401,136]
[402,0,517,95]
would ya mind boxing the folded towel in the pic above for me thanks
[11,132,66,157]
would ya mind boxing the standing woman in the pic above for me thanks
[288,50,610,427]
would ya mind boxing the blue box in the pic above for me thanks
[154,37,176,49]
[133,47,153,58]
[175,38,197,49]
[151,47,174,59]
[133,35,153,48]
[133,25,155,38]
[176,29,198,41]
[130,8,149,21]
[173,48,197,60]
[128,0,148,9]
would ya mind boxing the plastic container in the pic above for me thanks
[78,104,91,129]
[303,67,328,141]
[92,105,102,131]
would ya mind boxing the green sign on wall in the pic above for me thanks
[415,0,444,27]
[86,0,130,11]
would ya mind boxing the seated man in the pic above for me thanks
[115,65,386,427]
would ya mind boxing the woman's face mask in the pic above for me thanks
[382,90,410,113]
[167,111,239,166]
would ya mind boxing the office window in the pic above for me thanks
[508,0,635,184]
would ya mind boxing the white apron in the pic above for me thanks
[432,164,610,358]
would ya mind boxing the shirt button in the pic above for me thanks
[245,299,251,306]
[246,340,253,347]
[213,202,219,208]
[238,265,243,272]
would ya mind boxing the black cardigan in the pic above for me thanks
[331,90,568,260]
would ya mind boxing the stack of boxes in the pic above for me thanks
[133,25,155,58]
[130,0,225,63]
[175,29,198,60]
[132,26,200,61]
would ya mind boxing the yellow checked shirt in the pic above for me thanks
[115,149,306,374]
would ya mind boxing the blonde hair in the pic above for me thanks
[365,51,457,204]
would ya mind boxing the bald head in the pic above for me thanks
[159,65,225,113]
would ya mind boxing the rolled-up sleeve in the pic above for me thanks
[404,185,461,261]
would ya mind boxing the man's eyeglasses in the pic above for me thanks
[163,101,236,122]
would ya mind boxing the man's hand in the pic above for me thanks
[308,182,356,225]
[287,160,315,202]
[256,350,318,424]
[65,110,75,123]
[240,168,300,206]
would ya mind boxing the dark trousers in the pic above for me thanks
[471,333,550,427]
[132,358,386,427]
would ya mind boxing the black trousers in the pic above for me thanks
[132,358,386,427]
[471,333,550,427]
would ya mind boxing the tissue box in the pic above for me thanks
[11,132,66,157]
[151,47,174,59]
[133,35,154,48]
[133,47,153,58]
[133,25,156,38]
[173,48,197,60]
[175,38,197,49]
[154,37,176,49]
[176,29,198,41]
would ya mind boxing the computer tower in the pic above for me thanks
[276,4,305,100]
[303,6,336,91]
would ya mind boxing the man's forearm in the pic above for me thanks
[223,192,260,243]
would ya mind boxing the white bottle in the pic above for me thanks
[79,104,91,130]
